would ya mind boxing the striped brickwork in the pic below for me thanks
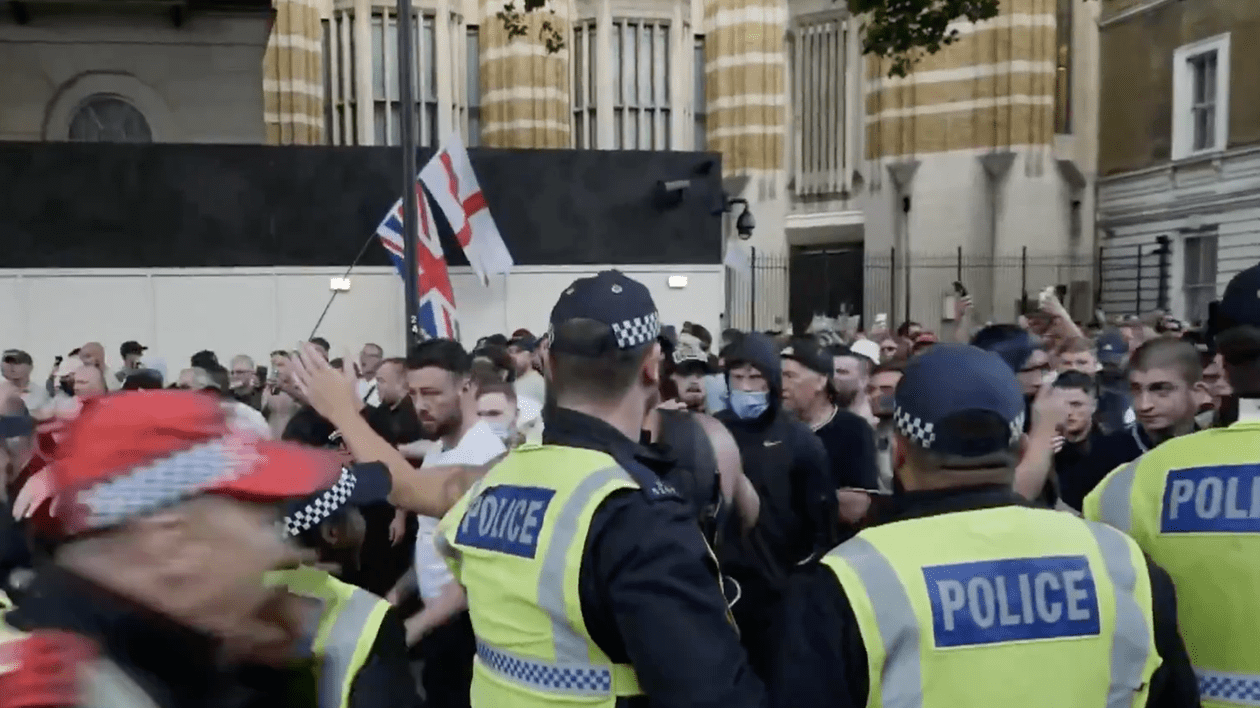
[704,0,787,175]
[864,0,1057,160]
[478,0,570,148]
[264,0,325,144]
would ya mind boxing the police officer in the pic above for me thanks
[435,270,764,708]
[264,463,418,708]
[770,343,1199,708]
[1085,262,1260,708]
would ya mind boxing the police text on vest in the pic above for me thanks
[1161,464,1260,533]
[455,485,555,558]
[922,556,1101,648]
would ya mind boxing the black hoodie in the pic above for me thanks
[715,333,838,679]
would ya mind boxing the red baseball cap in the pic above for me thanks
[50,391,342,536]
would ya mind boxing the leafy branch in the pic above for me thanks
[496,1,565,53]
[846,0,1001,77]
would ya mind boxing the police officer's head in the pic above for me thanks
[282,463,392,575]
[542,271,664,435]
[892,344,1027,491]
[1209,263,1260,398]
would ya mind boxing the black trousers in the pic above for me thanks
[419,612,475,708]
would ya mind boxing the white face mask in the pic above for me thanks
[487,422,515,442]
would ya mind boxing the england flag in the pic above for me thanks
[419,131,514,285]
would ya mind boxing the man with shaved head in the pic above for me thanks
[78,342,121,391]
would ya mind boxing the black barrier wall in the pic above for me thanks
[0,143,723,269]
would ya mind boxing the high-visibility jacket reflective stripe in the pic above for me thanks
[822,506,1160,708]
[438,444,643,707]
[265,567,391,708]
[1086,422,1260,708]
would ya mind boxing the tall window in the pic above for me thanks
[694,35,706,150]
[329,13,358,144]
[612,19,671,150]
[1172,34,1230,159]
[1183,231,1218,324]
[467,26,481,146]
[572,22,597,149]
[322,19,335,144]
[1053,0,1072,134]
[370,10,439,147]
[791,16,846,195]
[1189,52,1218,151]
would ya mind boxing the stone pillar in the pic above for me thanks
[263,0,325,144]
[479,0,571,148]
[703,0,787,176]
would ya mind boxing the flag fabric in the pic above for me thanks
[375,183,460,340]
[419,131,514,285]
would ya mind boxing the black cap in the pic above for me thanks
[1096,329,1128,366]
[780,338,832,377]
[2,349,32,366]
[1217,263,1260,329]
[119,341,147,358]
[508,333,538,352]
[282,463,392,537]
[548,270,660,357]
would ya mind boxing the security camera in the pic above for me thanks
[735,205,756,240]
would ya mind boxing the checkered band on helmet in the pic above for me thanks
[74,438,261,532]
[893,407,936,449]
[284,467,356,537]
[611,312,660,349]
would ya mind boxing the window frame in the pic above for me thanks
[1180,229,1218,325]
[1053,0,1072,134]
[1171,33,1230,161]
[789,11,848,196]
[610,17,672,151]
[466,25,481,147]
[693,34,706,151]
[571,20,598,149]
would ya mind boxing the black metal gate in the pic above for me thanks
[789,245,864,335]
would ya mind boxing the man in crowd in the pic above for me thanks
[1049,370,1107,511]
[718,331,836,679]
[77,342,120,391]
[866,362,903,493]
[0,391,344,708]
[668,337,715,412]
[1094,328,1133,434]
[228,354,263,411]
[1,350,48,415]
[507,331,545,409]
[264,350,301,439]
[473,378,519,442]
[114,341,148,386]
[392,339,504,708]
[771,343,1198,708]
[1068,337,1207,506]
[828,344,875,425]
[780,337,878,528]
[358,343,384,407]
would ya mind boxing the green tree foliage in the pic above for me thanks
[495,0,1006,75]
[848,0,1001,77]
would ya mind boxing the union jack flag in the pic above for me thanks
[374,182,460,341]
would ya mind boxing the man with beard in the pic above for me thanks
[866,363,903,493]
[828,344,875,424]
[392,339,504,708]
[0,391,343,708]
[668,337,714,412]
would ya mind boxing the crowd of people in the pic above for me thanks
[0,265,1254,708]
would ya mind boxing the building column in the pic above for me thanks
[703,0,787,177]
[264,0,325,144]
[479,0,571,147]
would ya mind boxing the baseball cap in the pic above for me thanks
[2,350,32,366]
[894,343,1025,459]
[850,338,881,363]
[507,333,538,352]
[672,339,715,374]
[282,462,392,537]
[50,391,341,536]
[119,341,147,358]
[548,270,660,357]
[1096,329,1128,366]
[780,338,832,377]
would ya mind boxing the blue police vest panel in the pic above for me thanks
[455,485,556,558]
[922,556,1101,648]
[1161,464,1260,533]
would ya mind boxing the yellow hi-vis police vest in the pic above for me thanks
[821,505,1161,708]
[436,443,644,708]
[1084,420,1260,708]
[264,566,391,708]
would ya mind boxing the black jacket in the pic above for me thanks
[768,485,1201,708]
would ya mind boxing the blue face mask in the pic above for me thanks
[729,389,770,420]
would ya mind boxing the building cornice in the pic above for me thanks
[1098,145,1260,185]
[1099,192,1260,229]
[1097,0,1174,30]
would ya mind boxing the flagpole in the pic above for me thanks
[308,231,378,340]
[396,0,422,348]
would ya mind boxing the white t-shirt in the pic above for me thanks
[414,420,506,599]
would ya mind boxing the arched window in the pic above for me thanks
[68,95,153,143]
